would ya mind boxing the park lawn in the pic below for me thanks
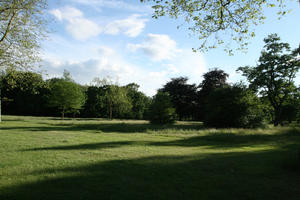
[0,116,300,200]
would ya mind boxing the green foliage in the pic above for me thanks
[149,92,177,124]
[104,85,132,119]
[204,85,265,128]
[0,0,47,69]
[197,68,229,121]
[48,79,85,119]
[238,34,300,126]
[141,0,289,53]
[0,69,49,116]
[160,77,197,120]
[125,83,151,119]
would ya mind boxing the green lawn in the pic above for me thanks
[0,115,300,200]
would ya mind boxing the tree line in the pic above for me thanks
[1,34,300,127]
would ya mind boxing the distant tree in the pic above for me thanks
[149,92,176,124]
[0,69,48,116]
[62,69,74,82]
[141,0,290,53]
[82,86,107,118]
[160,77,197,120]
[104,85,132,120]
[238,34,300,126]
[125,83,151,119]
[200,68,229,93]
[204,84,265,128]
[280,88,300,123]
[48,79,85,119]
[197,68,229,120]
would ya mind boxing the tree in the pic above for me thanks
[125,83,151,119]
[0,69,49,116]
[149,91,177,124]
[204,84,265,128]
[141,0,291,53]
[48,79,85,119]
[104,85,132,120]
[238,34,300,126]
[159,77,197,120]
[0,0,47,122]
[0,0,47,69]
[196,68,229,120]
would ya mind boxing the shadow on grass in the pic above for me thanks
[0,121,205,133]
[2,147,300,200]
[23,128,300,151]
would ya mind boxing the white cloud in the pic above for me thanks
[104,14,148,37]
[50,7,147,40]
[50,7,101,41]
[128,34,180,61]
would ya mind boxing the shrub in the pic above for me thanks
[149,92,177,124]
[203,85,265,128]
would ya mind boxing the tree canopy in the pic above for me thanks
[141,0,292,53]
[238,34,300,125]
[48,79,85,119]
[0,0,47,69]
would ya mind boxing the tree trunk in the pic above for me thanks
[62,108,65,120]
[109,102,112,120]
[274,108,282,126]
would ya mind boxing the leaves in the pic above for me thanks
[141,0,289,53]
[0,0,47,69]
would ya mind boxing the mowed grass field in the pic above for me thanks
[0,116,300,200]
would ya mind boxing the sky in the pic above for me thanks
[41,0,300,96]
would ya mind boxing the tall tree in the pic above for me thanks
[238,34,300,126]
[160,77,197,120]
[141,0,292,53]
[197,68,229,120]
[125,83,151,119]
[48,79,85,119]
[0,0,47,122]
[104,85,132,120]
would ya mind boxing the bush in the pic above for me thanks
[203,85,265,128]
[149,92,177,124]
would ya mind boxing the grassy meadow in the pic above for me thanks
[0,115,300,200]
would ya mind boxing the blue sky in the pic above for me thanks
[41,0,300,96]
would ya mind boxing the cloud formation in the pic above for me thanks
[50,7,148,40]
[105,14,148,37]
[50,7,101,40]
[128,34,180,61]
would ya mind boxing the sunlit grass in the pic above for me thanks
[0,115,300,200]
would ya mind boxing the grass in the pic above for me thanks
[0,115,300,200]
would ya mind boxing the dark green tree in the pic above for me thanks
[160,77,197,120]
[238,34,300,126]
[0,69,49,116]
[196,68,229,121]
[204,84,265,128]
[48,79,85,119]
[149,92,176,124]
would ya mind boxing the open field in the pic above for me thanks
[0,115,300,200]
